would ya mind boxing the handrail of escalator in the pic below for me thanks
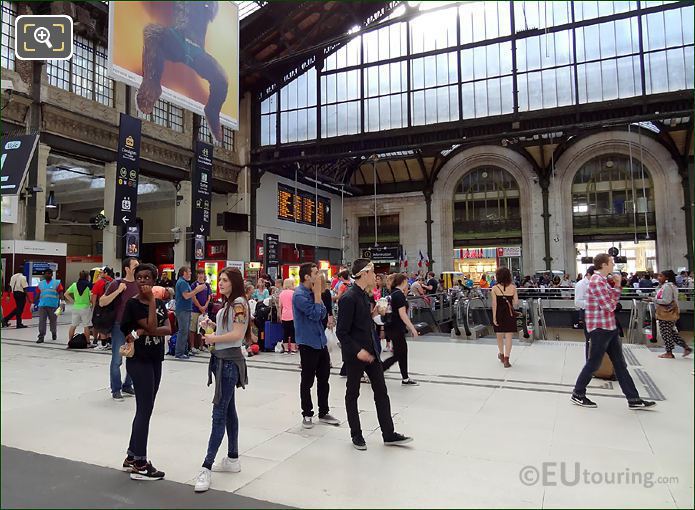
[626,299,638,344]
[536,298,548,341]
[521,300,530,339]
[462,299,472,337]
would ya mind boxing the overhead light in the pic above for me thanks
[46,190,58,209]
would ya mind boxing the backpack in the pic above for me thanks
[67,333,88,349]
[91,278,121,333]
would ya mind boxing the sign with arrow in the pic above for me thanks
[113,114,142,227]
[192,141,212,237]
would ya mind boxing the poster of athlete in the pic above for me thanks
[107,1,239,139]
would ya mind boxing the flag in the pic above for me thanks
[418,250,424,268]
[403,249,408,269]
[424,252,430,267]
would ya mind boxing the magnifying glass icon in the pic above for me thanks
[34,27,52,49]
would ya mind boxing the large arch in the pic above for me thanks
[431,146,543,275]
[551,130,687,272]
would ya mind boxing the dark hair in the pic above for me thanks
[428,271,435,278]
[196,268,205,275]
[44,268,53,274]
[585,265,595,276]
[122,257,138,273]
[391,273,408,289]
[338,269,350,280]
[299,262,317,284]
[495,267,512,287]
[79,270,89,280]
[102,266,114,278]
[661,270,677,284]
[593,253,611,270]
[177,266,191,279]
[219,267,253,342]
[134,263,158,281]
[351,258,371,279]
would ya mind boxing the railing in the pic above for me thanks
[572,212,656,231]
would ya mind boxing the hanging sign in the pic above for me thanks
[113,114,142,227]
[192,141,212,236]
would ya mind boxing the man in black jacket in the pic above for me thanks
[336,258,413,451]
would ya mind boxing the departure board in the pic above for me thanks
[277,183,331,229]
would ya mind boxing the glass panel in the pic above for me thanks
[666,47,686,90]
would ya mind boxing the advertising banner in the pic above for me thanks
[194,235,205,261]
[192,141,212,236]
[124,225,141,258]
[1,134,39,195]
[107,1,240,138]
[113,114,142,228]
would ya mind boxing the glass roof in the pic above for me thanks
[235,1,266,20]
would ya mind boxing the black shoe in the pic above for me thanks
[628,399,657,410]
[36,338,44,344]
[352,435,367,451]
[384,432,414,446]
[570,394,597,408]
[122,456,136,472]
[16,324,27,329]
[112,391,124,402]
[401,378,419,386]
[130,461,165,481]
[121,387,135,397]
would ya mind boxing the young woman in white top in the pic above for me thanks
[194,267,252,492]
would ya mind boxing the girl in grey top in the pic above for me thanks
[195,267,254,493]
[649,270,692,359]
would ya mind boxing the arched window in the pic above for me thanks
[571,154,654,238]
[453,166,521,245]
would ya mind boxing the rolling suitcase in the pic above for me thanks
[264,322,283,352]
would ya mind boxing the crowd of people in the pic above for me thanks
[0,252,691,492]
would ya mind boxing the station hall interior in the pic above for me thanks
[0,1,694,509]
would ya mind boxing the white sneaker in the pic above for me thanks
[190,348,200,355]
[194,468,211,492]
[212,456,241,473]
[302,416,313,429]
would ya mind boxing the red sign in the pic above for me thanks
[461,249,483,259]
[206,240,227,260]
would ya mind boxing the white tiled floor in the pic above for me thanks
[1,319,693,508]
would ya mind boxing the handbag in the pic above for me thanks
[655,284,680,322]
[119,341,135,358]
[655,302,680,321]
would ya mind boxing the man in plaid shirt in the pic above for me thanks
[571,253,656,410]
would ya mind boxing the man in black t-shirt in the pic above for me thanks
[425,272,439,295]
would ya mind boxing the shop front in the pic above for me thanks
[453,246,522,282]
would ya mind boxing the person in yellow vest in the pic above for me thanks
[36,269,64,344]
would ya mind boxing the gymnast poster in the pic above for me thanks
[108,1,239,139]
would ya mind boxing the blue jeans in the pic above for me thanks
[175,310,191,356]
[573,328,640,401]
[111,323,133,394]
[203,360,239,469]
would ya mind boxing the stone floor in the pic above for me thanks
[1,316,693,508]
